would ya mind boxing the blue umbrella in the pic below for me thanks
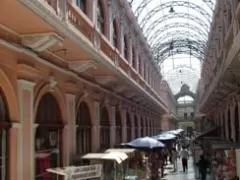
[153,133,176,141]
[127,137,165,149]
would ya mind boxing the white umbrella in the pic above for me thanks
[153,133,176,141]
[127,137,165,149]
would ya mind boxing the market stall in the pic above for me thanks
[46,164,102,180]
[210,142,240,180]
[81,152,128,180]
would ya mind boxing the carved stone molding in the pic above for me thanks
[115,85,127,93]
[68,60,98,73]
[124,92,135,98]
[63,81,78,93]
[95,76,117,85]
[17,63,41,79]
[21,32,63,52]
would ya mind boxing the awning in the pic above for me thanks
[105,148,136,155]
[194,127,220,140]
[81,152,128,164]
[211,141,240,149]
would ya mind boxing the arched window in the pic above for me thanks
[235,105,239,142]
[124,35,128,60]
[35,93,63,180]
[97,0,104,34]
[115,109,122,145]
[132,47,137,70]
[75,0,87,14]
[228,109,232,141]
[126,113,131,141]
[0,91,10,180]
[76,102,91,157]
[112,19,118,48]
[100,107,110,150]
[134,115,138,138]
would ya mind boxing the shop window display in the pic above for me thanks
[35,93,63,180]
[213,148,237,180]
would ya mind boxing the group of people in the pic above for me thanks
[129,144,209,180]
[162,146,210,180]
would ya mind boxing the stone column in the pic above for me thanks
[18,80,35,180]
[108,0,113,43]
[9,123,21,180]
[109,106,116,147]
[92,101,100,152]
[91,0,98,25]
[65,94,76,165]
[122,109,127,142]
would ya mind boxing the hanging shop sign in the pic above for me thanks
[65,164,102,180]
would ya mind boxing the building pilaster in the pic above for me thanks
[17,79,35,180]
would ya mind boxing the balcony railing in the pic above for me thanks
[38,0,167,108]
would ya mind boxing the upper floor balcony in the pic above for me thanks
[0,0,168,112]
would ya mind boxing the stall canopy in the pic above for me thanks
[81,152,128,164]
[105,148,136,155]
[194,127,220,140]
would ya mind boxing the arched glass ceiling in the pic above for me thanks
[128,0,216,94]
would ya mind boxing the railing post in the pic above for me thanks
[58,0,68,21]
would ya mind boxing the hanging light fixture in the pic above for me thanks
[169,6,175,13]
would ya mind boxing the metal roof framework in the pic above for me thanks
[128,0,215,94]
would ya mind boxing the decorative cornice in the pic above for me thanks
[68,60,98,73]
[21,32,64,52]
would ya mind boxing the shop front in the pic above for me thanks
[35,93,63,180]
[0,91,10,180]
[210,143,239,180]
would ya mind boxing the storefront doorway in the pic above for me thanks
[76,101,92,163]
[100,107,110,150]
[126,112,131,142]
[35,93,63,180]
[134,115,138,138]
[115,109,122,145]
[0,91,10,180]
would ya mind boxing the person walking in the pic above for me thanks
[172,148,178,172]
[198,155,209,180]
[179,147,189,172]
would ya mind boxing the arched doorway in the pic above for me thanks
[115,109,122,145]
[141,118,144,136]
[0,90,10,180]
[228,108,232,141]
[100,107,110,150]
[126,113,131,141]
[134,115,138,138]
[35,93,63,180]
[76,101,92,162]
[235,104,239,142]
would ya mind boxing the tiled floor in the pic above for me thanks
[163,157,200,180]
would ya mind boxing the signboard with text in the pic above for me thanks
[65,164,102,180]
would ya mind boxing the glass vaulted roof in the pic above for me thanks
[128,0,216,94]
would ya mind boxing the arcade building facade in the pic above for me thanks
[0,0,169,179]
